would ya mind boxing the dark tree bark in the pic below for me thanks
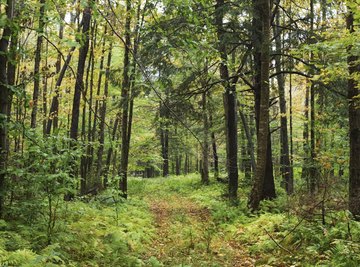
[42,41,48,136]
[302,83,310,181]
[160,101,169,177]
[89,24,105,174]
[123,2,141,183]
[79,21,95,194]
[201,91,209,184]
[30,0,46,128]
[103,113,120,187]
[209,115,219,180]
[70,5,91,141]
[119,0,132,197]
[347,9,360,220]
[308,0,317,194]
[302,0,318,194]
[175,154,181,176]
[0,0,15,217]
[46,46,76,135]
[66,3,91,200]
[274,11,293,194]
[184,154,189,175]
[289,66,294,190]
[215,0,238,201]
[249,0,274,210]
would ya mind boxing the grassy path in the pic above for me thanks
[137,187,255,266]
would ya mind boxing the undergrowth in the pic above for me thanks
[1,174,359,266]
[129,174,360,266]
[0,194,155,266]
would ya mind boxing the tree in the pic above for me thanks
[30,0,46,128]
[249,0,273,210]
[215,0,239,201]
[119,0,132,198]
[201,91,210,184]
[274,8,293,195]
[66,1,92,200]
[0,0,16,217]
[346,6,360,220]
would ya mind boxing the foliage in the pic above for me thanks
[0,189,155,266]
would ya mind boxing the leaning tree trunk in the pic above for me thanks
[66,3,91,200]
[215,0,238,201]
[46,47,76,135]
[347,8,360,220]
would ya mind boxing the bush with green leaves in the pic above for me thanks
[5,133,80,244]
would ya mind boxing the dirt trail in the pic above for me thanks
[145,194,255,267]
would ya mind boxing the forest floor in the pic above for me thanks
[1,174,359,266]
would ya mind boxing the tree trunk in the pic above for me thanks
[66,3,91,200]
[215,0,238,201]
[96,43,112,187]
[46,47,76,135]
[30,0,46,128]
[249,0,273,210]
[274,11,293,194]
[103,114,120,187]
[79,21,95,194]
[70,4,91,141]
[209,115,219,180]
[347,9,360,220]
[42,40,48,136]
[237,101,256,172]
[89,24,105,173]
[0,0,15,217]
[175,155,181,176]
[201,91,209,184]
[160,100,169,177]
[119,0,132,197]
[184,154,188,175]
[302,0,318,194]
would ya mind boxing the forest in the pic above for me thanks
[0,0,360,265]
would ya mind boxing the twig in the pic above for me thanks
[264,228,294,255]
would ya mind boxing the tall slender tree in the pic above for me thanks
[0,0,16,217]
[215,0,239,201]
[346,7,360,220]
[119,0,132,197]
[274,9,293,194]
[66,2,92,200]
